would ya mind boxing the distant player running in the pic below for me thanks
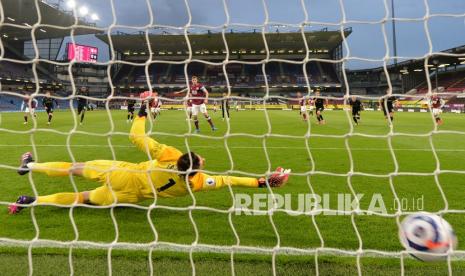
[76,87,88,125]
[379,95,397,123]
[21,93,38,125]
[9,102,290,213]
[125,94,136,123]
[221,92,230,120]
[296,92,310,121]
[430,94,445,125]
[312,91,328,125]
[176,76,216,133]
[348,96,363,125]
[42,91,58,125]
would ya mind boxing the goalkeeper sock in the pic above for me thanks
[37,192,84,205]
[28,162,73,176]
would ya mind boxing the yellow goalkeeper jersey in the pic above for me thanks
[125,117,258,199]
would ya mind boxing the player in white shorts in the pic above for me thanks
[175,76,217,133]
[21,93,38,125]
[430,95,445,125]
[296,92,311,121]
[149,91,162,119]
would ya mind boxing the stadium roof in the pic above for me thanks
[349,44,465,74]
[1,0,102,41]
[96,28,352,61]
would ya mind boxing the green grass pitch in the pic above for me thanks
[0,109,464,275]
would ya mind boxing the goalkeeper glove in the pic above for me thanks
[258,167,291,188]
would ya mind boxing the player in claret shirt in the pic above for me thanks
[42,91,59,125]
[176,76,217,133]
[21,92,38,125]
[296,92,310,121]
[149,91,162,120]
[430,94,445,125]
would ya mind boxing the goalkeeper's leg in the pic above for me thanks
[12,153,140,213]
[17,152,137,183]
[9,186,137,214]
[12,154,91,213]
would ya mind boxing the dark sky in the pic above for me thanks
[52,0,465,69]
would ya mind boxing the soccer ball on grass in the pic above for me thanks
[399,212,457,261]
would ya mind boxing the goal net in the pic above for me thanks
[0,0,464,275]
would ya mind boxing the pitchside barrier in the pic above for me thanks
[119,104,465,113]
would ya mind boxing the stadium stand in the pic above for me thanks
[97,29,349,96]
[111,61,341,90]
[414,70,465,94]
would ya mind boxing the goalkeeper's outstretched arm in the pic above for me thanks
[190,167,291,192]
[129,115,182,162]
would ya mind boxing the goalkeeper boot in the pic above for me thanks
[17,152,34,175]
[8,195,36,214]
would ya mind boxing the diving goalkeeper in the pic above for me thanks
[9,98,290,214]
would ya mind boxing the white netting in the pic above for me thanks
[0,0,465,275]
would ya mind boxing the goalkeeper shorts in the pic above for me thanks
[83,160,144,205]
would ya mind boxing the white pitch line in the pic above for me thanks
[0,144,463,152]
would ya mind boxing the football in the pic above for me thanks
[399,212,458,261]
